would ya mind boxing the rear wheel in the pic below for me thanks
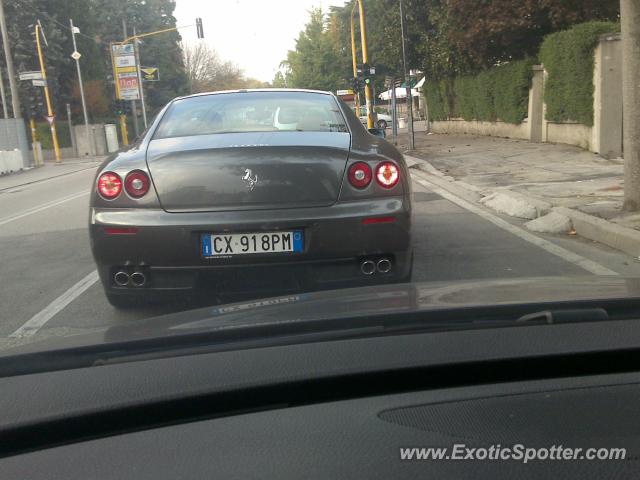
[377,119,388,129]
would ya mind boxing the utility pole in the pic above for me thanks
[35,20,61,162]
[622,0,640,211]
[350,0,374,128]
[391,77,398,144]
[0,66,8,118]
[122,19,139,138]
[350,13,359,114]
[65,102,76,155]
[70,19,93,157]
[0,0,21,117]
[132,25,148,129]
[399,0,414,150]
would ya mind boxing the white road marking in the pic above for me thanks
[411,174,619,276]
[0,191,88,226]
[9,270,99,338]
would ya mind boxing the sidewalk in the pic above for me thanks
[398,131,640,257]
[0,157,105,191]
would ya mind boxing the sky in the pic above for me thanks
[174,0,347,83]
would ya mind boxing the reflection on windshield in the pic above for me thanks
[0,0,636,358]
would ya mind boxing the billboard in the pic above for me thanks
[112,44,140,100]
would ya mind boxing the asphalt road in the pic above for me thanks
[2,164,640,350]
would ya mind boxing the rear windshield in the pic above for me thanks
[153,91,348,139]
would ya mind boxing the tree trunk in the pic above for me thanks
[622,0,640,210]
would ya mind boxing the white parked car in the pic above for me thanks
[357,107,392,129]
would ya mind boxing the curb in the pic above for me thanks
[0,163,100,192]
[406,156,482,204]
[404,153,640,258]
[556,207,640,258]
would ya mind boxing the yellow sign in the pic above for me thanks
[116,66,137,74]
[141,67,159,82]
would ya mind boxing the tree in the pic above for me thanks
[271,70,288,87]
[281,8,345,91]
[447,0,620,68]
[182,43,245,93]
[71,79,109,119]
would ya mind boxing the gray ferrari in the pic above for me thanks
[90,89,412,308]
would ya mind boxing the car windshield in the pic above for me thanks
[153,92,348,138]
[0,0,634,365]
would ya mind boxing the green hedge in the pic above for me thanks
[425,79,450,121]
[539,21,619,126]
[425,59,534,124]
[33,122,72,150]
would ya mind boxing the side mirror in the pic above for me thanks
[368,128,386,138]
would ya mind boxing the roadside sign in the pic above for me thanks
[112,44,134,56]
[70,51,81,60]
[141,67,159,82]
[118,75,140,100]
[45,115,55,125]
[112,44,140,100]
[31,79,47,87]
[117,66,137,74]
[336,89,354,96]
[115,55,136,68]
[19,71,43,81]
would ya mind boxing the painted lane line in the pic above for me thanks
[411,174,619,277]
[0,191,88,226]
[9,270,99,338]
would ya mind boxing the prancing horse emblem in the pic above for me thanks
[242,168,258,191]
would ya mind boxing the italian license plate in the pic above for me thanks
[202,231,303,257]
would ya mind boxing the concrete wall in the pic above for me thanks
[592,33,623,158]
[424,34,623,157]
[32,147,76,163]
[546,123,593,151]
[0,119,30,168]
[431,119,529,140]
[74,124,109,157]
[0,150,23,175]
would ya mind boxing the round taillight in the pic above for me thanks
[348,162,372,189]
[97,172,122,199]
[124,170,150,198]
[375,162,399,188]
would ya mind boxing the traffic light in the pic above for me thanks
[352,77,360,91]
[27,88,45,119]
[115,100,126,116]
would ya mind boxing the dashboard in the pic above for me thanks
[2,318,640,478]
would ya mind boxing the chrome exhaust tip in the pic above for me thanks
[130,271,146,287]
[377,258,392,273]
[361,260,376,275]
[114,271,130,287]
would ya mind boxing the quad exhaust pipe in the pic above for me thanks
[377,258,392,273]
[114,270,147,287]
[130,271,146,287]
[360,257,392,275]
[114,271,130,286]
[361,260,376,275]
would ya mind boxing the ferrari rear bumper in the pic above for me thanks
[90,196,412,297]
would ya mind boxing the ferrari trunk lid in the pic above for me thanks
[146,131,351,213]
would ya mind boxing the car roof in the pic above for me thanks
[175,88,335,101]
